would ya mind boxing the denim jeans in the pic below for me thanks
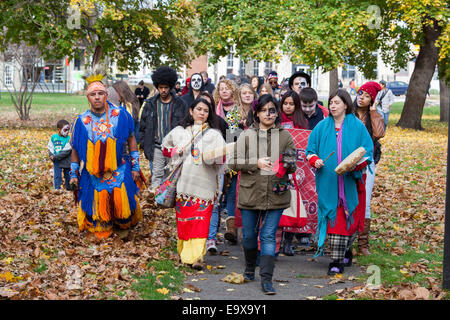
[382,112,389,128]
[208,173,224,241]
[148,160,153,173]
[241,209,283,257]
[54,161,70,190]
[151,148,168,188]
[134,121,141,144]
[365,161,376,219]
[223,174,237,217]
[377,108,389,128]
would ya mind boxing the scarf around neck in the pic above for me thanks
[216,99,235,120]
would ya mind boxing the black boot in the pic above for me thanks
[243,248,258,281]
[343,250,353,267]
[282,232,294,256]
[327,260,345,276]
[260,255,276,295]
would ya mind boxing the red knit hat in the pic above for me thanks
[359,81,382,102]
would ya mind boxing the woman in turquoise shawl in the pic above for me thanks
[306,89,373,275]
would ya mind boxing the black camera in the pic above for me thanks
[280,149,297,171]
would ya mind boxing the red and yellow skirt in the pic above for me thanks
[175,198,213,264]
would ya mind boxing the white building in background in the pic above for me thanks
[0,48,142,94]
[205,49,440,98]
[1,45,440,95]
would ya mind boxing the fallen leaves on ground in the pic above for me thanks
[221,272,244,284]
[333,119,448,300]
[0,128,177,300]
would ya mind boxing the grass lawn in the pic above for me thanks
[0,92,88,128]
[0,92,86,112]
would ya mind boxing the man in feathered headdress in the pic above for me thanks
[69,56,143,240]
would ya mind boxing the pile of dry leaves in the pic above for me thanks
[331,122,448,300]
[0,128,177,300]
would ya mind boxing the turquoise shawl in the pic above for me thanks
[306,113,374,256]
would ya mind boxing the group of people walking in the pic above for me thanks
[59,65,387,296]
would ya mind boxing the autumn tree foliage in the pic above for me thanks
[195,0,449,130]
[0,0,197,119]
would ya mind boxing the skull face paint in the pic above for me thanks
[191,74,203,91]
[60,124,70,137]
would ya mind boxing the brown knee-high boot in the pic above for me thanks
[225,216,237,244]
[358,218,371,256]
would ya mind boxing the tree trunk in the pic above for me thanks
[440,76,449,122]
[397,20,441,130]
[329,68,338,95]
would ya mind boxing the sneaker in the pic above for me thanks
[206,239,217,255]
[299,235,311,247]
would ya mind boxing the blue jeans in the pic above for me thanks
[377,108,389,128]
[382,112,389,128]
[134,121,140,144]
[224,174,237,217]
[241,209,283,257]
[148,160,153,173]
[54,162,70,190]
[208,173,224,240]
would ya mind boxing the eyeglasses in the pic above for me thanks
[269,80,277,84]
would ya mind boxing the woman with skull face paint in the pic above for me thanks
[213,79,243,245]
[48,119,72,190]
[229,94,296,294]
[181,73,205,109]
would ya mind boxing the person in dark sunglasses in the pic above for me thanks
[229,94,296,295]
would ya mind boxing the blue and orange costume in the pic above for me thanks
[70,101,143,239]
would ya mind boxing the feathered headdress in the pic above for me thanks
[83,45,107,93]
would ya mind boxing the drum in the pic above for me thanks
[334,147,366,175]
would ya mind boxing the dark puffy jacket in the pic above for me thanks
[139,91,187,161]
[203,79,216,95]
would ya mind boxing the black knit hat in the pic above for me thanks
[289,71,311,89]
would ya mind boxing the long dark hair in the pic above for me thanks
[327,89,353,117]
[253,94,281,126]
[180,97,219,129]
[280,90,308,129]
[351,91,381,164]
[112,80,141,120]
[352,98,375,138]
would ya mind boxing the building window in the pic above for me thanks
[239,59,246,76]
[43,60,65,83]
[264,62,273,76]
[74,57,81,71]
[253,61,259,76]
[292,64,310,74]
[227,54,234,75]
[4,64,13,86]
[341,64,356,80]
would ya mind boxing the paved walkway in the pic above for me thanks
[180,230,364,300]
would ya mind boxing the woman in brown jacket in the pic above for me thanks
[352,81,385,256]
[229,94,296,295]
